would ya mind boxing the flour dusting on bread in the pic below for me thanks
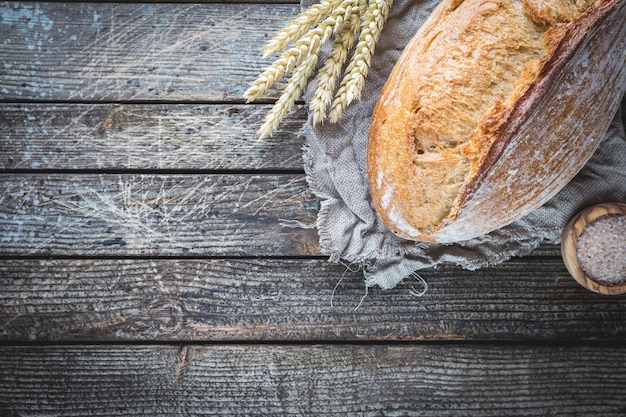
[367,0,624,242]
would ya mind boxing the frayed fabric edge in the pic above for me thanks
[301,142,341,260]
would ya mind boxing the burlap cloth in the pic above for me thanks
[300,0,626,289]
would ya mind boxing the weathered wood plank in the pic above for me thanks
[22,0,299,3]
[0,173,319,256]
[0,103,306,170]
[2,344,626,416]
[1,258,624,342]
[0,2,299,101]
[0,172,563,257]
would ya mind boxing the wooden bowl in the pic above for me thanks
[561,202,626,295]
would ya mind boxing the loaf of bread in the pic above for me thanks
[367,0,626,243]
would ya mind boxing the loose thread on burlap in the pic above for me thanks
[330,260,361,308]
[331,264,428,307]
[354,284,369,311]
[329,260,371,311]
[408,272,428,297]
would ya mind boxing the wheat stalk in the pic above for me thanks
[262,0,335,57]
[329,0,392,123]
[309,4,361,125]
[244,2,353,103]
[245,0,393,138]
[257,52,319,139]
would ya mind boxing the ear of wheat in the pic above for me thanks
[244,0,393,139]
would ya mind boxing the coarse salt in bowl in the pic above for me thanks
[561,203,626,295]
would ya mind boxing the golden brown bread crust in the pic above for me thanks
[367,0,626,243]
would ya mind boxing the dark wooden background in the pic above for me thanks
[1,1,625,415]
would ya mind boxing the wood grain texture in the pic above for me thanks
[0,103,306,170]
[0,2,298,101]
[1,344,626,416]
[19,0,299,3]
[1,258,625,342]
[0,174,320,256]
[1,0,624,414]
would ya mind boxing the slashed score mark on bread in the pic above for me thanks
[367,0,626,242]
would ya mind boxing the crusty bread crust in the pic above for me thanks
[367,0,626,242]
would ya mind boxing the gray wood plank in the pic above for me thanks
[1,344,625,416]
[0,103,306,170]
[23,0,299,3]
[0,2,299,101]
[0,172,562,257]
[1,258,625,342]
[0,173,319,256]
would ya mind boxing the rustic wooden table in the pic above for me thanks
[1,1,626,415]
